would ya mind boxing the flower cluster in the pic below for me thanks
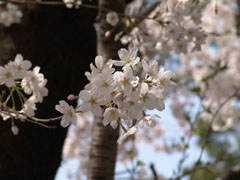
[0,47,174,141]
[0,54,48,134]
[172,0,240,132]
[0,3,22,27]
[68,46,175,143]
[119,0,206,61]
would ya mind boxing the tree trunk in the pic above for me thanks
[0,4,97,180]
[87,0,125,180]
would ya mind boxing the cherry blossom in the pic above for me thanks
[78,90,103,117]
[0,64,15,87]
[103,107,119,129]
[106,12,119,26]
[55,100,77,127]
[9,54,32,79]
[117,125,138,144]
[0,3,22,27]
[112,46,140,67]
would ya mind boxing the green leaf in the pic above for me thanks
[136,160,144,166]
[183,113,191,122]
[189,86,201,94]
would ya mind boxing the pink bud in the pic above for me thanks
[11,125,19,135]
[114,31,123,41]
[105,31,111,38]
[67,94,76,101]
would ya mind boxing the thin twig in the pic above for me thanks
[24,118,57,128]
[150,163,158,180]
[196,91,237,164]
[173,91,238,180]
[1,111,57,128]
[3,0,158,21]
[2,109,63,122]
[117,1,162,40]
[188,91,238,180]
[27,115,63,122]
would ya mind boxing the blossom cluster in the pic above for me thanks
[0,47,174,142]
[0,3,22,27]
[68,46,175,143]
[172,0,240,132]
[0,54,48,133]
[117,0,207,61]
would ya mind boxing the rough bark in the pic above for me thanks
[87,0,125,180]
[0,4,97,180]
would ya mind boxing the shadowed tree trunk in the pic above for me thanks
[87,0,125,179]
[216,1,240,179]
[0,3,97,180]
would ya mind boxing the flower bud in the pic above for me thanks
[105,31,111,39]
[67,94,77,101]
[114,31,123,41]
[11,125,19,135]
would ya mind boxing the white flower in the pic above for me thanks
[55,100,77,127]
[139,83,158,110]
[10,54,32,79]
[106,12,119,26]
[165,23,181,40]
[85,56,114,85]
[21,96,37,117]
[21,75,32,94]
[30,66,45,88]
[0,3,22,27]
[117,126,137,144]
[0,112,11,121]
[0,64,15,87]
[142,60,158,78]
[63,0,74,8]
[91,69,115,97]
[157,68,175,89]
[21,66,46,95]
[112,46,140,67]
[32,79,48,103]
[123,91,142,119]
[78,90,103,117]
[63,0,82,8]
[113,66,137,94]
[139,114,159,128]
[103,107,119,129]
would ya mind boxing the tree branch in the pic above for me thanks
[150,163,158,180]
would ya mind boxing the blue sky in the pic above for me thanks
[55,99,209,180]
